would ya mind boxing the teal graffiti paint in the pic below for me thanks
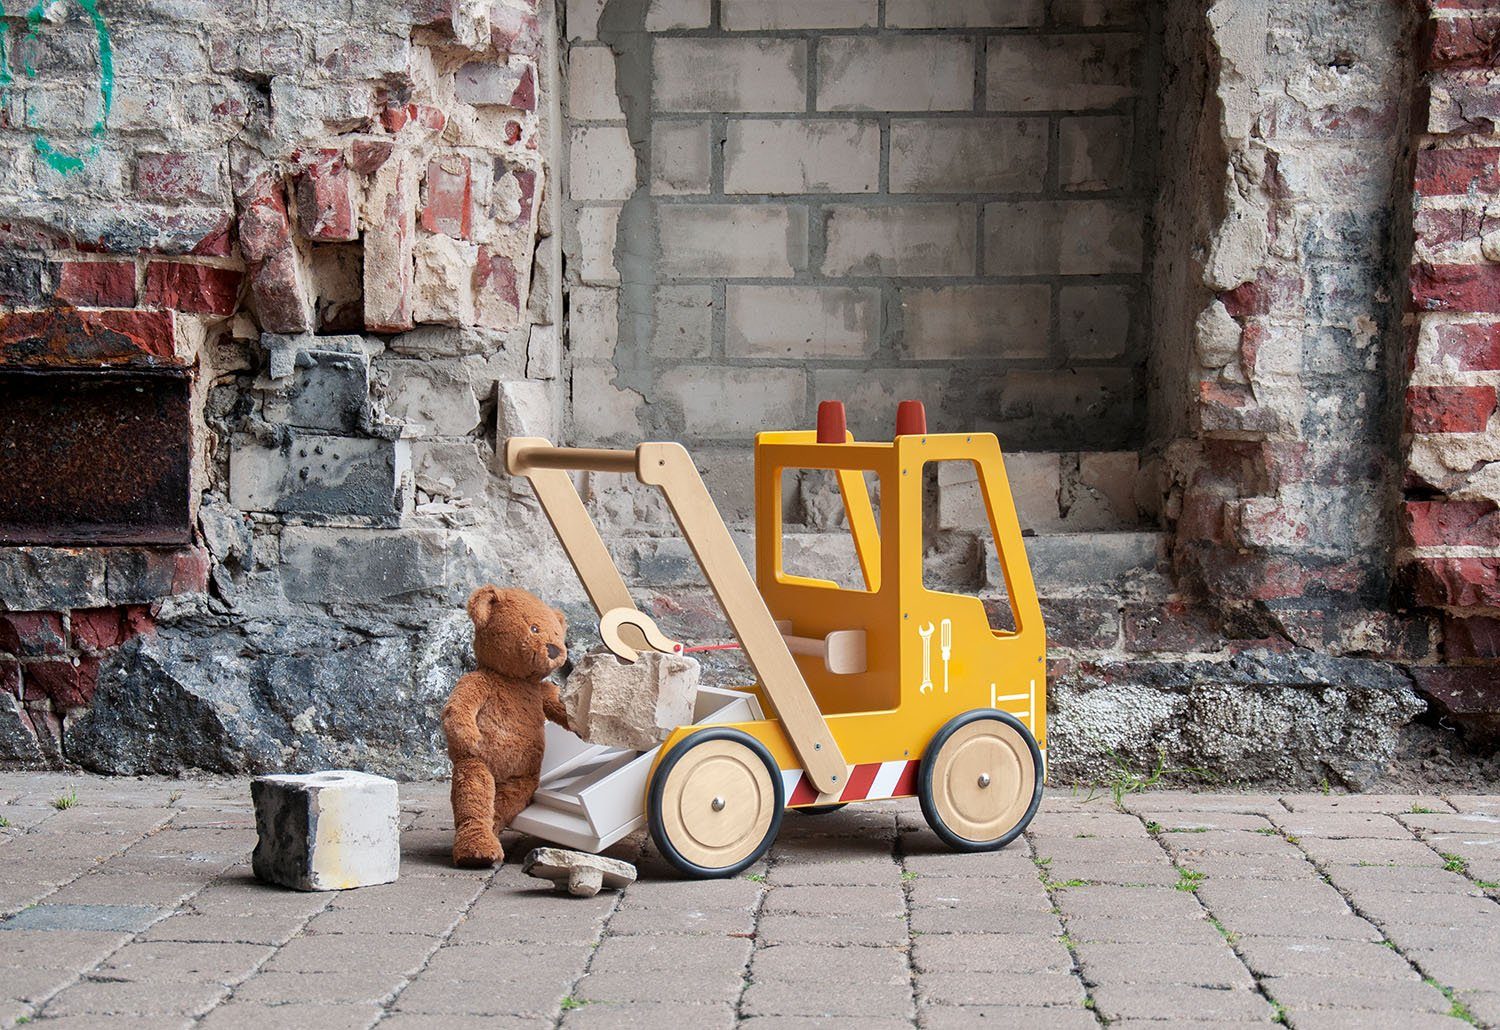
[0,0,114,174]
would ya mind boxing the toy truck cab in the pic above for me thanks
[505,400,1046,878]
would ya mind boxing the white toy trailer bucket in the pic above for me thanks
[510,684,765,854]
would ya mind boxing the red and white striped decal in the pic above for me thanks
[781,760,919,808]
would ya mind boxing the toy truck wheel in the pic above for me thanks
[648,728,785,878]
[919,709,1042,852]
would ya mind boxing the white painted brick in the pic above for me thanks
[571,365,643,443]
[902,285,1051,359]
[938,452,1063,533]
[566,0,606,40]
[646,0,712,30]
[817,37,975,112]
[726,285,880,359]
[569,125,636,201]
[654,284,714,357]
[1058,115,1133,191]
[651,120,712,195]
[569,285,618,363]
[1075,451,1141,529]
[983,200,1142,275]
[251,771,399,892]
[724,119,879,195]
[567,46,624,121]
[811,366,949,440]
[658,204,809,278]
[889,118,1048,194]
[720,0,877,30]
[499,379,557,442]
[1059,284,1132,359]
[886,0,1045,27]
[823,204,976,277]
[659,366,807,439]
[987,35,1139,111]
[1052,0,1142,27]
[654,38,808,113]
[573,205,620,284]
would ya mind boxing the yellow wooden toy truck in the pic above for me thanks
[504,400,1045,878]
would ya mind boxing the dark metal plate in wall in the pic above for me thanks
[0,370,193,545]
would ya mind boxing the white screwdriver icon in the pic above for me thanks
[940,618,952,693]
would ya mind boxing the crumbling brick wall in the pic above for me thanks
[1403,0,1500,740]
[0,0,1490,785]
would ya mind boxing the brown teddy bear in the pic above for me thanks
[442,585,570,867]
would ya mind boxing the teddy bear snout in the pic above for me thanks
[546,643,561,660]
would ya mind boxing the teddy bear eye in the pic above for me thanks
[530,624,539,634]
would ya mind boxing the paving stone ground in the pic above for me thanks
[0,773,1497,1028]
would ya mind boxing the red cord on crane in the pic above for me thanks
[682,642,743,653]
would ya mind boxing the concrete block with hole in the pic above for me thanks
[251,770,400,891]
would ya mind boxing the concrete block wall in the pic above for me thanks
[563,0,1158,451]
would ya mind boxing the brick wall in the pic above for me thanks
[1404,0,1500,739]
[564,0,1159,450]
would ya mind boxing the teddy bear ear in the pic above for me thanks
[467,585,502,626]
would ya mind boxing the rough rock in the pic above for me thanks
[560,649,699,751]
[1047,651,1427,790]
[523,846,636,897]
[64,613,470,778]
[252,770,400,891]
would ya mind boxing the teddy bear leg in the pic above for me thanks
[451,758,503,868]
[491,774,540,841]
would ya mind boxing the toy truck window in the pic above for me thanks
[923,460,1017,633]
[776,467,880,592]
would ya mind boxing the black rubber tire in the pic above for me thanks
[918,708,1044,853]
[647,727,786,879]
[793,804,848,816]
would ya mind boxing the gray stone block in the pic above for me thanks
[277,350,372,433]
[229,432,411,520]
[251,770,400,891]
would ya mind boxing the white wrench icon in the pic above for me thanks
[918,622,935,694]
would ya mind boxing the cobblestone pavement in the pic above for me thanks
[0,774,1497,1028]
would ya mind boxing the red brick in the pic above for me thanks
[0,309,175,367]
[380,102,412,132]
[1414,206,1479,256]
[0,612,65,657]
[1415,146,1500,195]
[1175,492,1228,544]
[0,660,18,698]
[1424,15,1500,70]
[491,5,543,55]
[1198,380,1281,434]
[349,139,393,177]
[293,150,358,243]
[248,249,313,333]
[191,216,234,258]
[70,606,152,655]
[1406,384,1496,432]
[144,261,242,316]
[474,248,518,308]
[22,658,97,710]
[1410,666,1500,732]
[421,155,472,239]
[1445,614,1500,659]
[1431,321,1500,370]
[1123,601,1225,654]
[1404,498,1500,546]
[54,261,136,307]
[1408,556,1500,607]
[236,176,293,262]
[1410,263,1500,312]
[135,151,223,205]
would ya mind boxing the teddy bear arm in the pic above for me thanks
[541,684,569,731]
[442,673,490,754]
